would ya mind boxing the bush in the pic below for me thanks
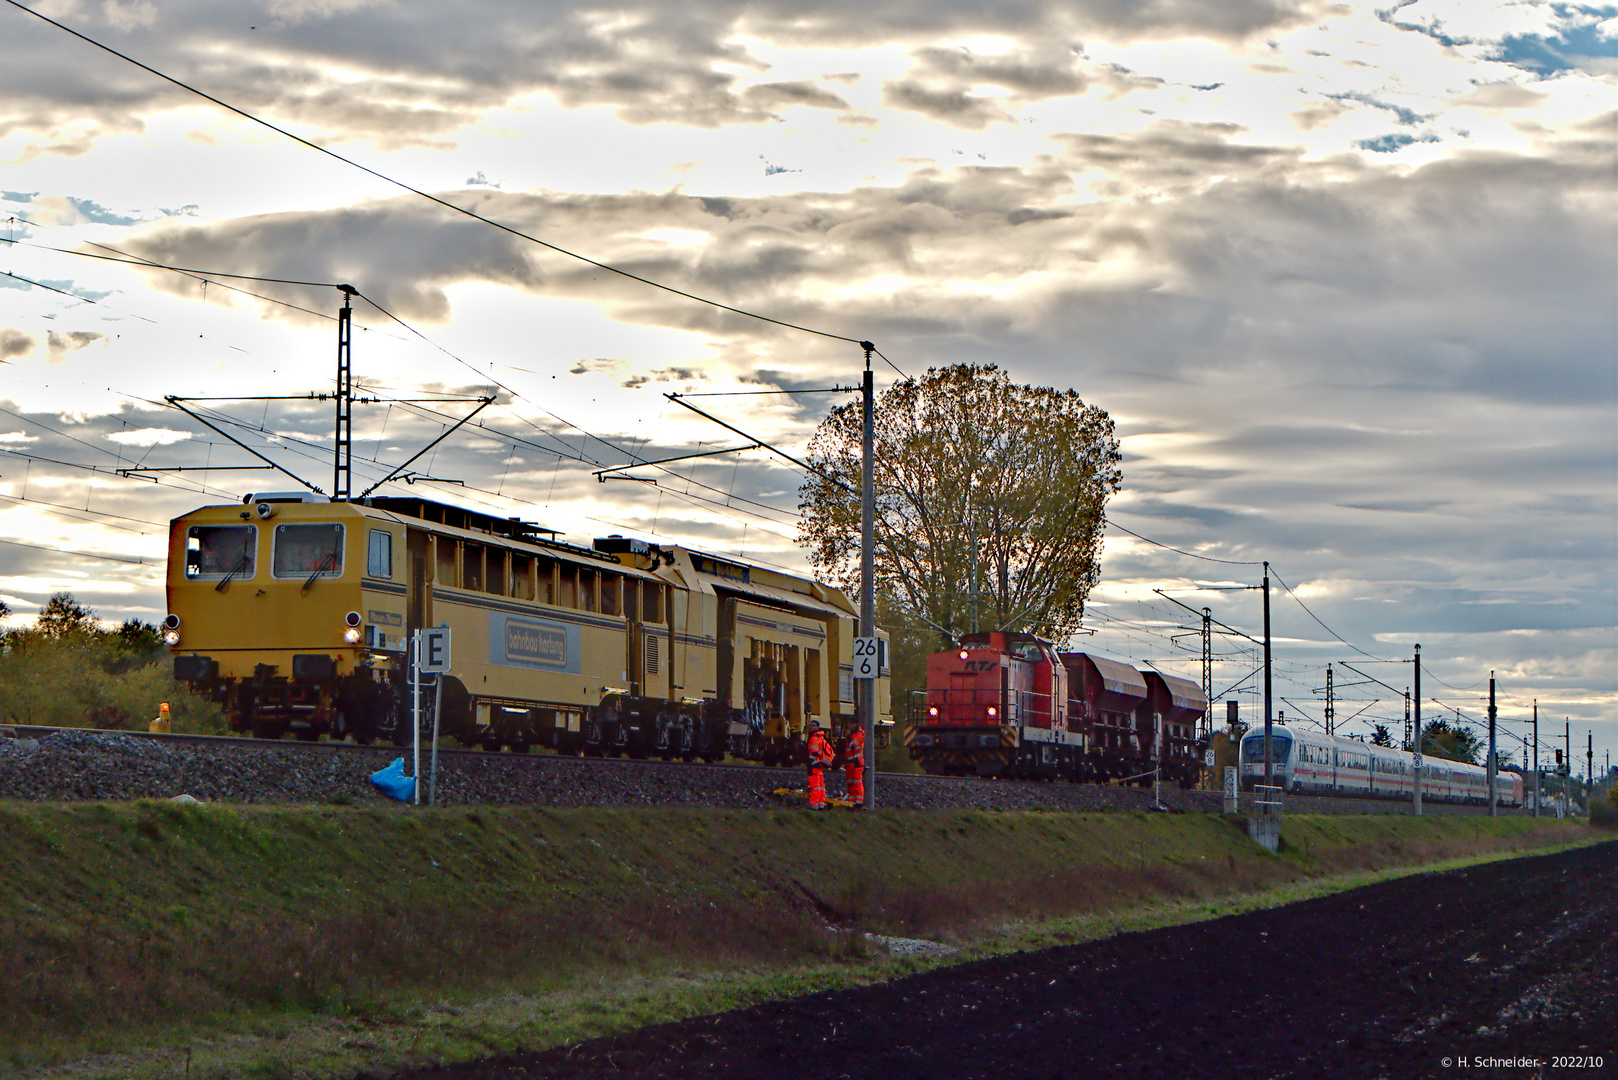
[1592,786,1618,828]
[0,628,223,733]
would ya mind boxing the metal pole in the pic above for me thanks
[1566,720,1571,816]
[1488,672,1497,817]
[1262,562,1273,788]
[1533,700,1539,819]
[859,345,877,812]
[334,285,354,502]
[411,630,421,805]
[1201,608,1212,741]
[1412,645,1422,816]
[429,673,444,806]
[1325,664,1334,737]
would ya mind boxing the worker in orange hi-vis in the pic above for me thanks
[841,722,866,808]
[805,718,834,810]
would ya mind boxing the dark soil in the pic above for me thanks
[364,840,1617,1080]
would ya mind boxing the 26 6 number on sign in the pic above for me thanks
[853,636,880,679]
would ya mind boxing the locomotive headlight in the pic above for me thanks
[927,705,939,718]
[163,614,181,630]
[958,650,969,661]
[343,627,363,644]
[162,629,181,647]
[986,705,998,718]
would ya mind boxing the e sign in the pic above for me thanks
[418,626,451,673]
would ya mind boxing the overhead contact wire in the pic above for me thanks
[6,0,869,349]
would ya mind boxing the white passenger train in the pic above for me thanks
[1239,725,1522,806]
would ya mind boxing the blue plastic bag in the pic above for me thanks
[370,757,416,802]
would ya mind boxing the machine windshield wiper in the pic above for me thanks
[301,552,337,594]
[214,553,252,593]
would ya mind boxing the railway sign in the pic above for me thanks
[418,626,451,674]
[853,636,879,679]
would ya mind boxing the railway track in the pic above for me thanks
[1,725,1559,817]
[0,723,988,785]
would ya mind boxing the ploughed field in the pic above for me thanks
[364,840,1617,1080]
[0,729,1548,817]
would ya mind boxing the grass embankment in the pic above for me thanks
[0,802,1598,1080]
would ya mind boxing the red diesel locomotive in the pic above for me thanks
[909,631,1207,786]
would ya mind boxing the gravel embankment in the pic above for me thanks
[0,729,1544,816]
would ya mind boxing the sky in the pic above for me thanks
[1,0,1614,773]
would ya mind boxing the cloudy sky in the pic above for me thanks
[2,0,1614,769]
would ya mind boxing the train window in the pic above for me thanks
[581,570,596,612]
[272,523,343,578]
[367,530,393,578]
[487,551,505,596]
[600,573,619,616]
[560,566,577,608]
[536,557,555,604]
[623,579,639,621]
[186,524,256,579]
[435,537,457,586]
[463,545,484,592]
[511,554,533,600]
[644,582,662,623]
[806,649,822,715]
[1242,736,1292,764]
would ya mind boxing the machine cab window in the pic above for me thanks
[367,529,393,578]
[272,523,344,578]
[185,524,256,580]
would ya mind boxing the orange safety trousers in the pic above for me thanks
[845,764,864,804]
[807,766,827,808]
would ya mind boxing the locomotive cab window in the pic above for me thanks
[272,523,344,578]
[186,524,256,579]
[367,529,393,578]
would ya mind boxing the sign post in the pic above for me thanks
[415,626,451,807]
[853,634,878,811]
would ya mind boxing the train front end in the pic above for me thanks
[1238,727,1294,792]
[911,631,1068,777]
[165,494,404,741]
[912,641,1012,775]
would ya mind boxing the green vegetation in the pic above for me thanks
[798,363,1120,646]
[1420,717,1483,765]
[0,801,1597,1079]
[1591,783,1618,827]
[0,593,223,732]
